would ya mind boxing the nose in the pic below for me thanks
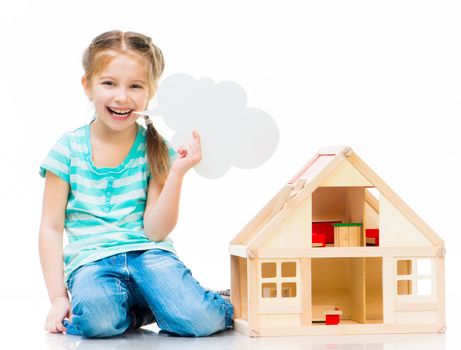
[115,87,130,103]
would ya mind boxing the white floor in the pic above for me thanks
[3,297,454,350]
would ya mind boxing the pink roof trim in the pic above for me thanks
[288,153,337,185]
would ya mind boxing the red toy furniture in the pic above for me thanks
[312,221,341,247]
[323,307,343,325]
[366,228,380,246]
[312,232,326,247]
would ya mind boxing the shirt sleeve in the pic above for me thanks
[39,133,71,183]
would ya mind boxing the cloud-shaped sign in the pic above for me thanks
[138,73,279,179]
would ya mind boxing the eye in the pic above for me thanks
[102,81,114,86]
[131,84,143,89]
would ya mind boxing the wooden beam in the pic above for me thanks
[394,302,438,312]
[258,305,301,314]
[255,246,440,259]
[230,255,242,319]
[247,259,259,333]
[365,188,380,213]
[233,318,251,337]
[318,145,351,155]
[270,184,293,217]
[253,323,441,337]
[229,244,247,258]
[436,255,446,331]
[350,258,366,323]
[300,258,312,326]
[382,256,394,324]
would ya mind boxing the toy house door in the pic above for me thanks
[311,257,383,324]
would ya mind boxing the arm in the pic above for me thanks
[143,130,202,242]
[143,170,183,242]
[38,171,70,333]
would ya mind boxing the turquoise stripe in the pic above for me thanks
[49,149,69,166]
[168,147,178,160]
[66,219,143,232]
[119,221,144,230]
[70,164,147,180]
[69,183,147,197]
[66,205,145,223]
[111,180,146,195]
[71,184,106,196]
[65,218,111,228]
[113,198,146,210]
[67,229,146,243]
[66,199,136,212]
[67,231,149,245]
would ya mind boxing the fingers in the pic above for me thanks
[176,132,201,158]
[56,320,67,333]
[45,319,59,333]
[192,129,201,146]
[177,146,187,158]
[45,313,68,334]
[45,320,66,334]
[173,130,202,173]
[190,130,202,157]
[192,130,202,153]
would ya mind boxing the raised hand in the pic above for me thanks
[170,130,202,178]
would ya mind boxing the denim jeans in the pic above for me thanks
[62,249,234,338]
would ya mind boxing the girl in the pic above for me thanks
[38,30,234,338]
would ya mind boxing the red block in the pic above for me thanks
[312,232,326,247]
[312,221,341,245]
[366,229,380,246]
[325,314,340,325]
[324,307,342,325]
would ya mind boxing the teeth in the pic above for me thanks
[109,107,133,115]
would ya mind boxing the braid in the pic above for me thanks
[145,116,170,185]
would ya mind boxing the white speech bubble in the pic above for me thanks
[135,73,279,179]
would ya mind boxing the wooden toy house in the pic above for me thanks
[229,146,445,337]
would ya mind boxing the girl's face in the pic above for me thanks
[83,52,151,132]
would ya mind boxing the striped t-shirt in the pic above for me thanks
[39,120,178,283]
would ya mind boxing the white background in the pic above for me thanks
[0,0,460,336]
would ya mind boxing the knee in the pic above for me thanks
[78,316,129,338]
[190,297,234,337]
[166,302,233,337]
[189,321,224,337]
[71,297,130,338]
[186,312,229,337]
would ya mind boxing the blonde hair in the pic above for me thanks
[82,30,170,185]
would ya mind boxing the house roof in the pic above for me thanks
[230,146,444,250]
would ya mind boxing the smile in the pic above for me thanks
[106,106,134,119]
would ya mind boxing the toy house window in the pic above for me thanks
[262,283,277,298]
[260,261,298,299]
[397,260,412,295]
[396,259,433,296]
[261,262,276,278]
[282,282,297,297]
[282,262,296,277]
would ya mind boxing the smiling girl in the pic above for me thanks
[38,30,233,338]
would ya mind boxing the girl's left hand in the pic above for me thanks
[170,130,202,178]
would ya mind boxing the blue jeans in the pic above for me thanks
[62,249,234,338]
